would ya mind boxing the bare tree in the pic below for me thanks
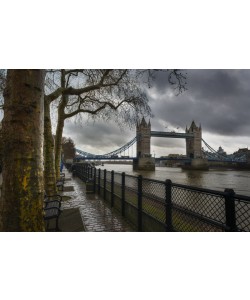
[42,69,187,194]
[46,69,187,182]
[0,70,45,231]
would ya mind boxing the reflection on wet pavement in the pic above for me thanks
[61,169,135,232]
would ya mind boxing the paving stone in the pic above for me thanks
[60,168,135,232]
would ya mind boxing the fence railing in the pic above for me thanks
[73,163,250,232]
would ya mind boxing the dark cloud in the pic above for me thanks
[63,119,134,155]
[149,70,250,137]
[64,69,250,155]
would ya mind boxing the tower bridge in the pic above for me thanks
[75,118,249,170]
[134,118,206,170]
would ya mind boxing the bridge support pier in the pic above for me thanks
[133,157,155,171]
[182,158,209,170]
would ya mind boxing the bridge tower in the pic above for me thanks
[184,120,209,170]
[186,120,202,159]
[136,117,151,157]
[133,117,155,171]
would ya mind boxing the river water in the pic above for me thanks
[98,164,250,196]
[1,166,249,197]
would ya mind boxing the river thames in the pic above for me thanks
[98,164,250,196]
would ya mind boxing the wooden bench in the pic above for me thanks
[44,194,62,209]
[44,194,62,231]
[44,207,61,231]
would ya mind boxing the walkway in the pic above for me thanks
[60,168,135,232]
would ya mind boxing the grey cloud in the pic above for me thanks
[64,119,134,154]
[63,69,250,155]
[148,69,250,137]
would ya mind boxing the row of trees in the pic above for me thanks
[0,69,187,231]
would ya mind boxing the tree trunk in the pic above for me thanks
[55,70,67,180]
[0,69,45,231]
[54,110,64,179]
[44,97,57,195]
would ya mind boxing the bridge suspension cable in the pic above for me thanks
[75,135,247,163]
[75,136,137,158]
[202,139,230,161]
[202,139,246,162]
[103,136,137,156]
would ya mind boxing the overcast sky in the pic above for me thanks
[62,69,250,157]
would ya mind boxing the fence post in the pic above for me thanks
[224,188,237,231]
[137,175,143,232]
[121,172,125,216]
[111,170,114,208]
[165,179,173,231]
[83,164,86,181]
[98,168,101,195]
[90,167,93,179]
[80,164,82,179]
[87,167,90,181]
[79,164,82,179]
[103,169,107,201]
[93,168,96,193]
[85,165,88,181]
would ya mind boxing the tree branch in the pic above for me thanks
[64,97,134,120]
[45,87,64,102]
[63,69,127,96]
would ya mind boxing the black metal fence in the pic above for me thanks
[73,163,250,232]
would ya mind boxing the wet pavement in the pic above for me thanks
[60,168,135,232]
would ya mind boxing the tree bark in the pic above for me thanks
[54,70,67,180]
[0,69,45,231]
[44,97,57,195]
[54,106,65,179]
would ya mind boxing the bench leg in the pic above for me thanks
[45,217,61,232]
[56,216,60,231]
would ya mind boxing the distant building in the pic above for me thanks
[217,146,227,156]
[160,154,186,159]
[160,154,186,167]
[233,148,250,163]
[234,148,249,154]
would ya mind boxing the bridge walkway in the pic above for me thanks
[60,168,135,232]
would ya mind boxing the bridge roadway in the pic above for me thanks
[150,131,194,138]
[75,156,247,164]
[75,156,191,161]
[77,156,190,161]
